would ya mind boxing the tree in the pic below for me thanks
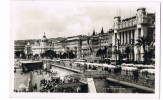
[44,50,56,59]
[40,53,45,58]
[107,49,112,58]
[144,46,155,64]
[125,46,131,63]
[135,35,154,64]
[96,47,108,63]
[61,52,68,59]
[96,48,102,57]
[68,50,76,59]
[33,54,39,59]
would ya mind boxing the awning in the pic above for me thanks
[140,69,155,74]
[122,67,138,71]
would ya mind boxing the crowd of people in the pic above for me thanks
[31,67,84,92]
[39,77,61,92]
[38,75,82,92]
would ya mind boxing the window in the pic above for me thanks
[115,33,117,39]
[138,28,141,37]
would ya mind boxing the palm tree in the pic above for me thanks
[96,48,102,57]
[103,46,107,58]
[125,46,131,63]
[135,35,153,64]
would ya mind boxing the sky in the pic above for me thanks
[11,1,156,40]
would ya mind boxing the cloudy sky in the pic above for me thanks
[11,1,156,40]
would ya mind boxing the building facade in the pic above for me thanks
[81,36,89,58]
[14,45,25,58]
[99,29,114,58]
[24,34,54,55]
[53,40,64,56]
[89,33,99,57]
[64,35,82,58]
[112,8,155,63]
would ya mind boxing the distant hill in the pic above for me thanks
[14,39,40,46]
[14,37,64,46]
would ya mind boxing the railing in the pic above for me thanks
[119,19,137,29]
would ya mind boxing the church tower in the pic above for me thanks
[41,32,48,53]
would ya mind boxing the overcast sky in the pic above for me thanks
[11,1,156,40]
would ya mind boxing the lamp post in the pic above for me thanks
[107,48,108,64]
[114,39,120,65]
[113,44,117,66]
[131,39,135,62]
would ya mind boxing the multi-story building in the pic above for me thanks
[14,45,25,57]
[81,36,89,58]
[53,40,64,56]
[24,33,54,55]
[64,35,82,58]
[14,40,35,58]
[86,28,113,59]
[24,42,32,55]
[99,29,114,58]
[89,30,100,57]
[112,7,155,63]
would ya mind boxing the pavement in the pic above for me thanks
[14,69,30,91]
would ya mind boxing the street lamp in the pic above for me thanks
[131,39,135,62]
[114,39,120,65]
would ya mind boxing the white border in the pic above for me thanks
[9,0,161,99]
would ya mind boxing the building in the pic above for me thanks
[24,42,32,56]
[81,28,114,62]
[89,30,100,57]
[112,7,155,63]
[24,33,54,56]
[14,45,25,58]
[53,39,64,57]
[99,29,114,58]
[14,40,35,58]
[81,35,89,58]
[64,35,82,58]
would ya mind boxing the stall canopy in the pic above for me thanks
[74,62,85,65]
[132,64,155,69]
[102,64,116,69]
[121,64,155,69]
[140,69,155,74]
[121,67,138,71]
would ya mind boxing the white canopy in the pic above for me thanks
[132,64,155,69]
[121,63,134,66]
[52,59,60,62]
[74,62,85,65]
[21,61,42,64]
[75,60,86,62]
[140,69,155,74]
[121,67,138,71]
[102,64,116,68]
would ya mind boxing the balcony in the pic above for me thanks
[119,18,137,29]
